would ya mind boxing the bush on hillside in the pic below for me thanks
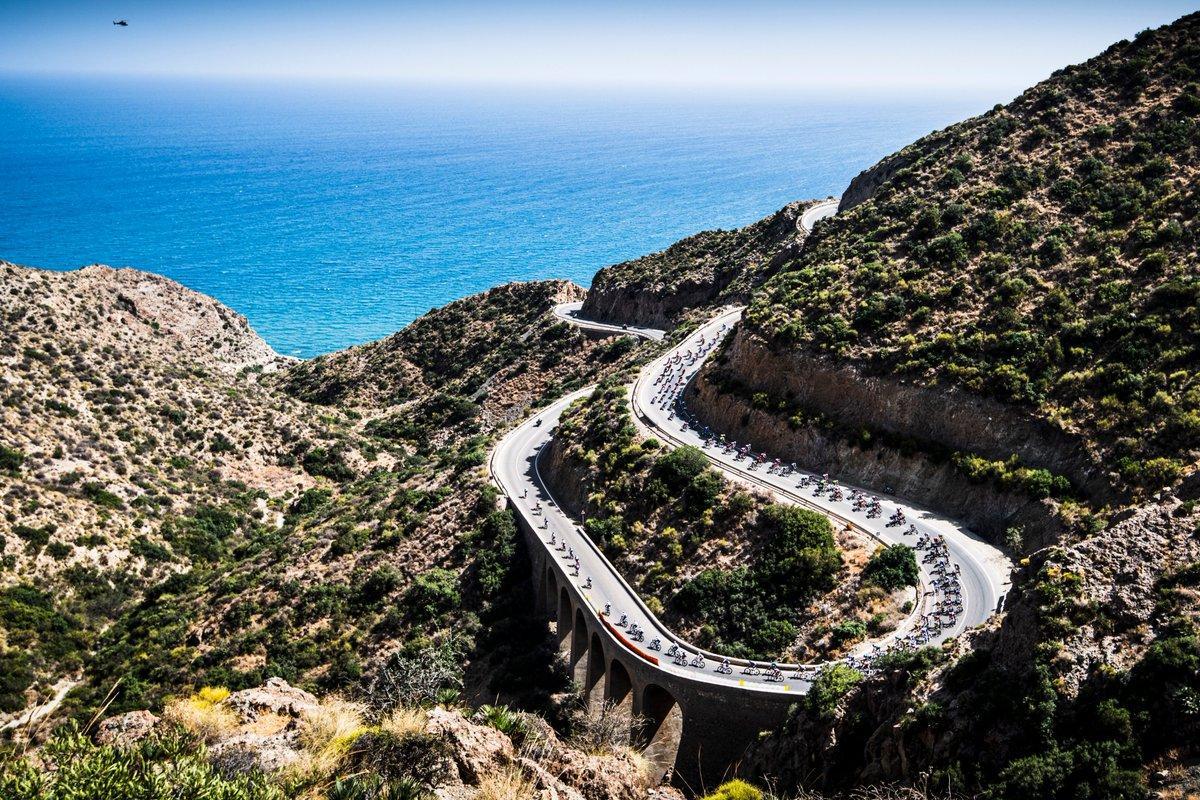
[863,544,920,591]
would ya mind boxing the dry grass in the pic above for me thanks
[379,705,427,738]
[568,700,637,755]
[474,765,535,800]
[285,696,369,784]
[298,696,367,753]
[161,687,239,743]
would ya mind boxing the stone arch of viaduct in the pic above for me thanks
[518,509,797,791]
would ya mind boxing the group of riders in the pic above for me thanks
[609,608,791,682]
[528,316,971,686]
[651,324,727,411]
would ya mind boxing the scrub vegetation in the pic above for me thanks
[747,17,1200,496]
[552,378,905,660]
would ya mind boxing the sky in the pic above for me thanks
[0,1,1197,92]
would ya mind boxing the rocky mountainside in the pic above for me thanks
[581,200,824,329]
[0,261,359,718]
[0,263,664,798]
[679,12,1200,800]
[741,16,1200,503]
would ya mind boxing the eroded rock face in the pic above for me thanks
[710,327,1106,498]
[685,325,1123,546]
[581,201,812,330]
[838,150,914,212]
[991,500,1200,688]
[512,715,665,800]
[426,707,515,785]
[94,710,160,747]
[687,356,1064,548]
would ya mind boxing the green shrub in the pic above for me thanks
[863,544,920,591]
[652,445,709,491]
[405,568,461,622]
[0,724,283,799]
[82,482,124,510]
[754,505,841,606]
[804,663,863,718]
[291,488,332,515]
[467,509,518,599]
[302,446,355,481]
[476,703,525,736]
[0,444,24,475]
[830,619,868,646]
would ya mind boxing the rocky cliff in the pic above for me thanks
[580,200,819,329]
[838,150,915,212]
[747,495,1200,797]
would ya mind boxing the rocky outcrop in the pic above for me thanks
[1,262,284,374]
[223,677,320,722]
[90,681,663,799]
[580,201,814,330]
[747,497,1200,793]
[514,714,670,800]
[428,707,515,784]
[690,363,1063,547]
[537,434,590,517]
[991,499,1200,684]
[95,710,160,747]
[837,150,914,212]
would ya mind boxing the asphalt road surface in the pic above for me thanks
[490,310,1012,694]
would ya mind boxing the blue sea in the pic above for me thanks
[0,78,996,357]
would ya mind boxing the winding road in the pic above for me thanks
[553,301,665,341]
[492,198,1012,696]
[799,197,839,232]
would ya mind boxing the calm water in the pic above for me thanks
[0,77,995,356]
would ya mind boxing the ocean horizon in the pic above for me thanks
[0,76,999,357]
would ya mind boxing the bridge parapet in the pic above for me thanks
[512,499,794,789]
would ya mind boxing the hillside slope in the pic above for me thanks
[740,16,1200,501]
[0,267,652,767]
[704,13,1200,800]
[0,261,363,720]
[581,199,824,329]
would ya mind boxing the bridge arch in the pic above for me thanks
[570,607,589,686]
[638,683,683,782]
[542,564,558,617]
[556,586,572,648]
[605,658,633,710]
[585,632,606,706]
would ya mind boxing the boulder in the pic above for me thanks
[208,731,303,774]
[222,677,318,723]
[95,710,159,747]
[424,707,514,785]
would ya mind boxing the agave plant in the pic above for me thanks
[474,704,525,736]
